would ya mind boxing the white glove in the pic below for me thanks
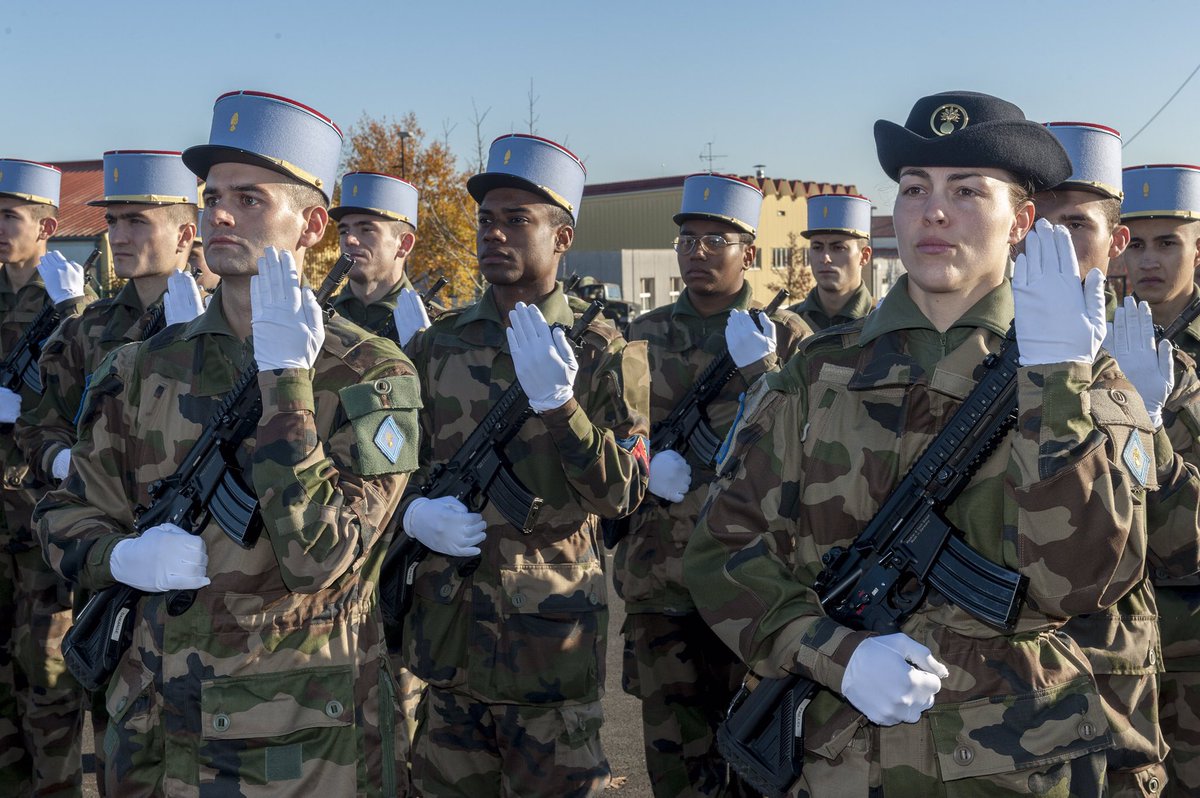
[1013,219,1106,366]
[394,288,432,347]
[506,302,579,413]
[647,450,692,502]
[403,496,487,557]
[841,632,949,726]
[37,250,86,305]
[1106,296,1174,429]
[51,449,70,481]
[164,269,205,326]
[109,523,210,592]
[250,247,325,370]
[725,309,776,368]
[0,387,22,423]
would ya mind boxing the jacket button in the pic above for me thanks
[1109,389,1128,405]
[1155,567,1170,582]
[373,379,392,395]
[511,593,526,608]
[1149,649,1158,666]
[213,713,230,732]
[1148,776,1160,793]
[4,475,18,487]
[953,745,974,766]
[439,584,453,598]
[588,591,601,606]
[116,697,128,712]
[325,700,343,718]
[1077,720,1096,740]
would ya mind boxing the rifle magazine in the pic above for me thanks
[928,534,1027,631]
[211,469,262,549]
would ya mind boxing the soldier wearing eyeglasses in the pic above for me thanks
[611,173,809,797]
[789,194,875,331]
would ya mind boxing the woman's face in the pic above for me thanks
[893,166,1033,302]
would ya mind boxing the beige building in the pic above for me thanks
[564,174,858,312]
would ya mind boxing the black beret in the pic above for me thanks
[875,91,1072,192]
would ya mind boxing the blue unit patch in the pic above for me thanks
[373,415,405,465]
[1123,430,1151,488]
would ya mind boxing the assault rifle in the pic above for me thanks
[62,254,355,691]
[374,275,447,343]
[378,301,604,633]
[717,327,1028,798]
[0,248,102,396]
[1158,292,1200,343]
[603,289,788,548]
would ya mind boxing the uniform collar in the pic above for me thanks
[795,282,874,320]
[859,274,1012,345]
[455,283,575,330]
[332,273,412,312]
[111,279,146,312]
[672,281,753,319]
[180,283,238,341]
[0,264,45,296]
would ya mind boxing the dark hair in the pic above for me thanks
[162,203,199,227]
[1098,197,1122,231]
[279,181,329,212]
[1006,174,1035,213]
[547,205,575,229]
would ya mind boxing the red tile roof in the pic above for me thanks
[871,215,895,238]
[584,174,858,199]
[50,160,104,238]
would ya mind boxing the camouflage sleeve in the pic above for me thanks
[15,313,87,483]
[1147,354,1200,580]
[394,324,436,516]
[684,375,870,691]
[252,351,417,593]
[538,333,650,519]
[1007,356,1151,618]
[33,343,143,589]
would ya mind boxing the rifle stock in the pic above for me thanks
[716,327,1027,796]
[62,254,356,689]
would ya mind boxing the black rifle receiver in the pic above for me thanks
[378,300,605,635]
[62,254,355,691]
[716,327,1028,797]
[603,289,788,548]
[1158,292,1200,343]
[0,248,102,396]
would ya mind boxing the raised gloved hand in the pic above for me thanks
[725,309,776,368]
[648,450,692,502]
[403,496,487,557]
[109,523,210,592]
[164,269,205,327]
[506,301,579,413]
[250,247,324,371]
[1106,296,1174,429]
[394,288,432,347]
[1013,219,1106,366]
[51,449,71,481]
[841,632,949,726]
[37,250,86,305]
[0,387,22,423]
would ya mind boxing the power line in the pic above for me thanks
[1123,60,1200,148]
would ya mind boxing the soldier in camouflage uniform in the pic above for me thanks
[34,91,418,797]
[685,91,1157,796]
[1120,163,1200,796]
[329,169,426,795]
[332,171,434,352]
[788,194,875,331]
[0,159,94,797]
[399,133,650,797]
[13,150,204,795]
[188,225,220,303]
[611,173,809,797]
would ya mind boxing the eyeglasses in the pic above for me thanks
[672,234,748,254]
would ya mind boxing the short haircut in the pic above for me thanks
[160,203,199,227]
[29,203,58,221]
[278,181,329,212]
[1097,197,1122,231]
[547,205,575,229]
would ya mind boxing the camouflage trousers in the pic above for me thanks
[411,685,609,797]
[0,545,84,797]
[620,611,756,797]
[789,721,1107,797]
[1094,671,1168,797]
[387,652,426,798]
[1160,670,1200,797]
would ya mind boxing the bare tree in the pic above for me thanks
[470,99,491,173]
[768,232,816,298]
[526,78,540,135]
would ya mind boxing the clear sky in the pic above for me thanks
[14,0,1200,211]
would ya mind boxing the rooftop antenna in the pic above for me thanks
[699,141,726,173]
[753,163,766,179]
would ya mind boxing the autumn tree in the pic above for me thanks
[305,112,481,306]
[768,231,815,299]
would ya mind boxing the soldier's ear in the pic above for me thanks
[396,230,416,261]
[860,244,872,266]
[38,215,58,241]
[742,244,756,270]
[1108,225,1130,260]
[555,224,574,254]
[297,206,329,250]
[177,222,196,255]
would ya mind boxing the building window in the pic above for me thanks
[640,278,655,312]
[669,277,683,299]
[751,249,762,270]
[771,247,791,270]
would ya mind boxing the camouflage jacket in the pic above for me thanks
[400,284,650,706]
[685,276,1152,777]
[613,283,810,614]
[16,280,163,485]
[0,265,92,548]
[331,274,414,338]
[789,281,874,332]
[34,293,420,796]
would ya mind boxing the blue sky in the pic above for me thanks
[16,0,1200,211]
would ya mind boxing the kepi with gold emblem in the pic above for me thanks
[672,172,763,235]
[466,133,586,222]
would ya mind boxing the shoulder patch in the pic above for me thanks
[617,433,649,473]
[339,374,421,476]
[1123,430,1151,488]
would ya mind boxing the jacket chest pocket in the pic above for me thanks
[197,665,356,792]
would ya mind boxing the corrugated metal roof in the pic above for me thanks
[584,174,858,200]
[51,159,104,238]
